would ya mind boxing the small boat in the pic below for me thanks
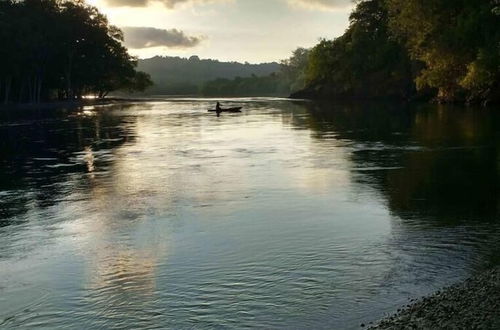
[207,107,242,113]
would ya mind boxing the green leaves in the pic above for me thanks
[303,0,414,100]
[299,0,499,104]
[386,0,500,103]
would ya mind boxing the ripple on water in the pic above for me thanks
[0,100,499,329]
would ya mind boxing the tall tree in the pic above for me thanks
[280,47,311,93]
[298,0,415,100]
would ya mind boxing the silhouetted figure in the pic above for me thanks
[216,102,222,117]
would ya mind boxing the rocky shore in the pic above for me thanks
[368,267,500,329]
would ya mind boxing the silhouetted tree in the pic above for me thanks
[297,0,414,100]
[280,47,310,93]
[0,0,152,104]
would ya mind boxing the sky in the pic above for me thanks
[87,0,353,63]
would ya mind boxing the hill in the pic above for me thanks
[138,56,280,95]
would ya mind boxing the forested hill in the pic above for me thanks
[138,56,280,95]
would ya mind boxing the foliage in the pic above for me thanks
[386,0,500,103]
[200,73,287,97]
[0,0,152,103]
[200,48,312,97]
[280,47,311,93]
[296,0,499,104]
[299,0,415,100]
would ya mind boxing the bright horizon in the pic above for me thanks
[87,0,353,63]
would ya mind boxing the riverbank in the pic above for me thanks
[368,267,500,329]
[0,98,144,112]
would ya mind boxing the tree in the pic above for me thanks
[122,71,154,94]
[297,0,414,100]
[280,47,310,93]
[0,0,152,104]
[387,0,500,103]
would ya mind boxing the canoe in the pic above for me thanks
[208,107,242,113]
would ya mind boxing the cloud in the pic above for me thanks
[103,0,224,8]
[122,27,204,49]
[104,0,147,7]
[104,0,350,10]
[103,0,355,10]
[286,0,353,10]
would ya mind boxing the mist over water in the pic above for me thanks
[1,99,499,329]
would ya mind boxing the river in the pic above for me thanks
[1,98,499,329]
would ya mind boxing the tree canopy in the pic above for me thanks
[387,0,500,103]
[294,0,414,100]
[0,0,152,104]
[294,0,500,104]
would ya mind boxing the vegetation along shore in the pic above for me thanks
[2,0,498,105]
[291,0,500,105]
[0,0,152,105]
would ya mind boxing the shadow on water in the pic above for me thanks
[297,101,500,224]
[0,105,137,225]
[297,101,500,269]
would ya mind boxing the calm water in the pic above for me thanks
[1,98,499,329]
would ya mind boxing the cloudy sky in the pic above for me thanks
[87,0,353,63]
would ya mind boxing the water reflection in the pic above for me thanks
[0,106,136,224]
[300,101,500,296]
[387,106,500,224]
[0,99,499,329]
[300,102,500,224]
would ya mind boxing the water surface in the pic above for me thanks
[1,99,499,329]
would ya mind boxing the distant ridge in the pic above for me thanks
[138,55,280,95]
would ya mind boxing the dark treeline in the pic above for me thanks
[200,48,310,97]
[293,0,500,104]
[0,0,152,104]
[200,74,285,97]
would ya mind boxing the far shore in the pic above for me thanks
[0,97,149,112]
[1,96,497,116]
[0,96,290,113]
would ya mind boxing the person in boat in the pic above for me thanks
[215,102,222,117]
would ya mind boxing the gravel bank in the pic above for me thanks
[368,267,500,329]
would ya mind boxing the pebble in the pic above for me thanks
[368,267,500,330]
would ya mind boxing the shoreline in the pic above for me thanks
[0,96,293,112]
[1,97,497,113]
[367,267,500,329]
[0,98,145,112]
